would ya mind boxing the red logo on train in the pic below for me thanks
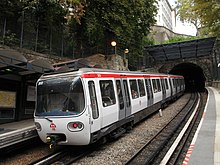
[50,123,56,130]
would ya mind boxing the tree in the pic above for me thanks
[194,0,220,36]
[177,0,220,36]
[177,0,201,36]
[0,0,23,43]
[22,0,66,52]
[162,35,202,44]
[0,0,158,70]
[59,0,86,24]
[74,0,157,69]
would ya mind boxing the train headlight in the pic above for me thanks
[35,122,42,131]
[67,122,84,132]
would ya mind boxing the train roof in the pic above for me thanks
[40,68,183,79]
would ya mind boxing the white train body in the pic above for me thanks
[34,68,185,146]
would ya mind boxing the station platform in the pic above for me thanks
[0,119,37,149]
[0,119,34,132]
[183,87,220,165]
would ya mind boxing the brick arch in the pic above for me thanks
[157,59,213,82]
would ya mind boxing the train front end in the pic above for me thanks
[34,75,91,146]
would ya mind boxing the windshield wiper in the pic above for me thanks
[45,117,53,123]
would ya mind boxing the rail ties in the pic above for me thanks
[28,150,67,165]
[29,144,98,165]
[125,92,201,165]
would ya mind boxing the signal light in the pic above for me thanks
[73,123,78,128]
[67,122,84,131]
[77,123,83,128]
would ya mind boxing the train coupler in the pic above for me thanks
[46,135,61,149]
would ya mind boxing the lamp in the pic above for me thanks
[111,41,117,54]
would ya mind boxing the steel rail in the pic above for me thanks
[124,93,198,165]
[29,144,98,165]
[28,150,67,165]
[161,93,203,164]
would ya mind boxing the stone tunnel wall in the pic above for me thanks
[142,58,213,85]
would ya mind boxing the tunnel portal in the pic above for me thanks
[169,63,206,92]
[145,37,216,92]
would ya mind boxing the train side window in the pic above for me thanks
[152,79,158,93]
[100,80,116,107]
[123,80,131,107]
[129,79,139,99]
[138,79,146,97]
[156,79,161,92]
[88,81,99,119]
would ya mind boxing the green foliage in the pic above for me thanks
[194,0,220,36]
[177,0,220,36]
[0,0,23,19]
[143,36,155,46]
[0,0,158,70]
[1,32,19,46]
[162,35,203,44]
[177,0,200,35]
[26,0,66,29]
[78,0,157,69]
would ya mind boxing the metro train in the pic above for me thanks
[34,68,185,147]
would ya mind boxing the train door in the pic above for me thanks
[173,79,177,94]
[145,78,153,106]
[129,79,140,113]
[176,79,179,93]
[99,80,118,127]
[137,79,147,109]
[161,79,166,100]
[88,81,101,133]
[123,79,131,117]
[116,80,126,120]
[151,78,162,104]
[165,78,171,98]
[169,78,173,97]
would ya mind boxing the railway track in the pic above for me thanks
[160,93,204,164]
[29,144,98,165]
[124,92,202,165]
[28,150,67,165]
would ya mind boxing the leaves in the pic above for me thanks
[194,0,220,36]
[177,0,220,36]
[0,0,157,69]
[83,0,157,55]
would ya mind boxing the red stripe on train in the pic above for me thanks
[81,73,183,79]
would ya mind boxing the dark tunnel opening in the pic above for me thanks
[169,63,206,92]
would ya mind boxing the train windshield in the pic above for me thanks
[35,76,85,116]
